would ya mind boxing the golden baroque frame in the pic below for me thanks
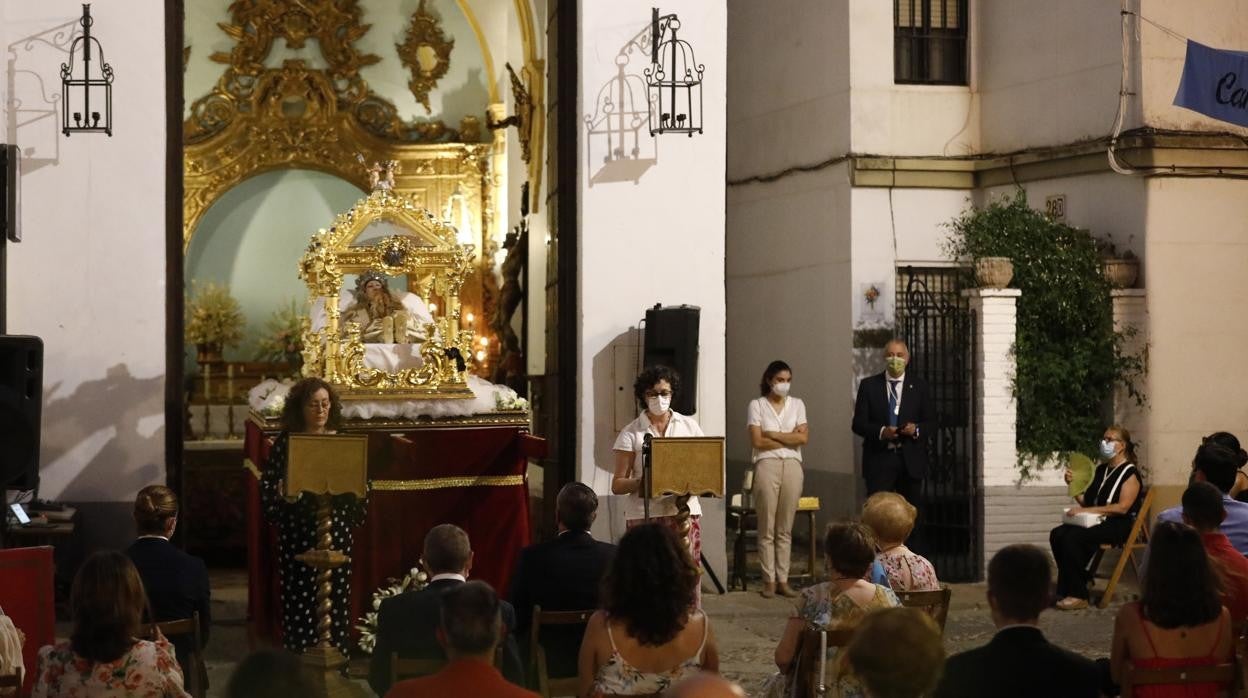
[397,0,455,115]
[299,188,476,400]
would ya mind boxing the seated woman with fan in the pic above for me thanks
[1049,425,1143,611]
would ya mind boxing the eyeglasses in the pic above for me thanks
[643,390,673,399]
[306,400,331,412]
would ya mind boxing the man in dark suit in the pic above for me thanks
[125,486,211,689]
[851,339,932,500]
[386,581,539,698]
[932,544,1100,698]
[368,523,524,696]
[509,482,616,680]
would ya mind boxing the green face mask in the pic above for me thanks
[885,356,907,376]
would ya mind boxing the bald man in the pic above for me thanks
[851,338,933,502]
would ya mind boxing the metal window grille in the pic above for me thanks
[895,0,969,85]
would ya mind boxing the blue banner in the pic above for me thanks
[1174,40,1248,128]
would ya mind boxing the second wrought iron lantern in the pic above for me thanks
[61,3,114,137]
[644,7,704,137]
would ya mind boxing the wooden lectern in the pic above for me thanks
[642,436,726,591]
[287,434,369,698]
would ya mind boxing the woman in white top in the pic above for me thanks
[613,365,706,603]
[747,360,809,598]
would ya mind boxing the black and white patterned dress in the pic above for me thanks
[260,432,367,654]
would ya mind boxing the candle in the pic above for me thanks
[203,364,210,402]
[480,336,489,346]
[227,364,235,405]
[465,312,475,324]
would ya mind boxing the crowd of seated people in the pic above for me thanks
[26,427,1248,697]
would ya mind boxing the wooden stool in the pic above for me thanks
[730,496,821,590]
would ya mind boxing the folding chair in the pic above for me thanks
[142,612,204,698]
[1120,660,1236,697]
[1094,487,1155,608]
[530,606,594,697]
[792,627,855,698]
[896,585,953,634]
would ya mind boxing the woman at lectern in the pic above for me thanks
[260,377,366,654]
[612,365,705,603]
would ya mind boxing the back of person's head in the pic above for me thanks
[861,493,917,546]
[556,482,598,532]
[225,649,313,698]
[1183,481,1227,532]
[846,607,945,698]
[1193,441,1241,493]
[1203,432,1248,469]
[603,523,698,647]
[665,672,747,697]
[986,544,1051,623]
[134,485,178,536]
[1141,520,1222,629]
[70,551,148,663]
[439,580,501,656]
[824,521,877,579]
[422,523,471,574]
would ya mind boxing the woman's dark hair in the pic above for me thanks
[226,649,314,698]
[602,523,698,646]
[759,360,792,396]
[280,377,342,432]
[133,485,178,536]
[1106,424,1138,465]
[70,551,149,663]
[1140,521,1222,629]
[633,365,681,412]
[1203,432,1248,468]
[824,521,877,579]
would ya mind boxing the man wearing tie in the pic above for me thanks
[852,339,933,501]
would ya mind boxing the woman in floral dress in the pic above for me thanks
[33,551,188,698]
[260,377,366,654]
[762,522,900,698]
[862,492,939,591]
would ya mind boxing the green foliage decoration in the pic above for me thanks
[944,191,1145,479]
[254,300,305,373]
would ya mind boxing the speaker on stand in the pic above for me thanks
[0,335,42,492]
[642,304,700,415]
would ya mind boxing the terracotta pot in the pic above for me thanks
[196,342,224,365]
[1102,258,1139,289]
[974,257,1014,289]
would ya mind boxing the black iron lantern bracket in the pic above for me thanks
[60,3,114,137]
[644,7,704,137]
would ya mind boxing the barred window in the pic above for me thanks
[895,0,968,85]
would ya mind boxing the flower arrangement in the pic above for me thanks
[356,567,429,654]
[495,391,529,411]
[255,301,305,371]
[248,378,294,418]
[185,281,245,348]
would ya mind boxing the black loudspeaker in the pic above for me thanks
[643,304,700,416]
[0,335,42,490]
[1,144,19,242]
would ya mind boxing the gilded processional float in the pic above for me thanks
[242,163,543,652]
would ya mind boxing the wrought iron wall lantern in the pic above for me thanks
[644,7,704,137]
[60,4,114,137]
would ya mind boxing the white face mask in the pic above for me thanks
[647,395,671,416]
[772,381,791,397]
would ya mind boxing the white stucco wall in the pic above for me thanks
[1,0,167,506]
[579,0,727,581]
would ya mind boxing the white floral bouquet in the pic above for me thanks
[494,391,529,411]
[247,378,295,418]
[356,567,429,654]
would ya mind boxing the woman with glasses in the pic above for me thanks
[613,365,706,604]
[260,377,366,653]
[1049,425,1143,610]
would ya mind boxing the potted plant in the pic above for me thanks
[1097,234,1140,289]
[185,281,245,364]
[973,256,1014,289]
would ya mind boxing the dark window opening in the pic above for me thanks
[895,0,969,85]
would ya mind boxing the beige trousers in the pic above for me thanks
[754,457,804,583]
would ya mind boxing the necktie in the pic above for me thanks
[887,380,900,427]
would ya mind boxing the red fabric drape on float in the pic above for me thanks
[0,546,55,695]
[243,420,537,648]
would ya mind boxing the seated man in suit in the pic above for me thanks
[509,482,616,680]
[385,581,538,698]
[933,544,1100,698]
[369,524,524,696]
[124,485,211,689]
